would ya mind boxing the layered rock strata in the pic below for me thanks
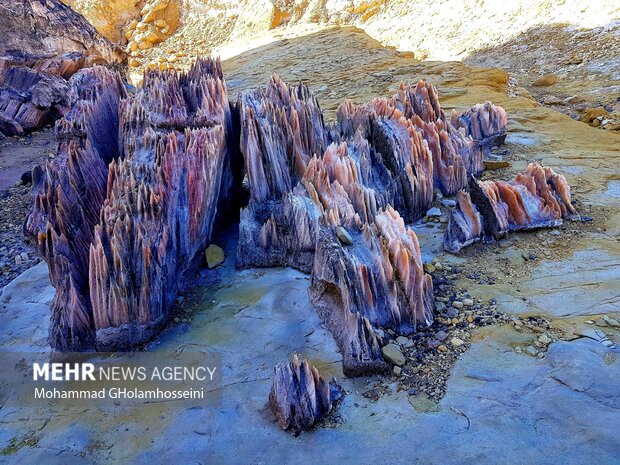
[269,354,334,431]
[0,0,124,136]
[0,0,123,64]
[444,163,578,252]
[0,66,71,136]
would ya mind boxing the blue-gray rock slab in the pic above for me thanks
[1,264,619,464]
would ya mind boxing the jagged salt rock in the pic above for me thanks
[269,354,333,431]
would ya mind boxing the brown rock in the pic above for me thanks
[484,159,511,170]
[0,0,123,67]
[532,74,559,87]
[580,107,608,124]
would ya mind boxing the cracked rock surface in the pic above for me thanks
[0,26,619,464]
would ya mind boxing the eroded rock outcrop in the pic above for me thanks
[90,59,234,350]
[309,207,433,375]
[0,67,71,136]
[269,354,334,431]
[236,75,329,271]
[0,0,123,66]
[26,65,127,350]
[336,80,495,198]
[0,1,124,136]
[450,101,508,150]
[24,62,513,374]
[26,59,235,350]
[234,76,503,375]
[444,163,578,252]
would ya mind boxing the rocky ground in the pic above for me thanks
[0,130,53,287]
[0,185,40,288]
[1,25,619,464]
[466,20,620,131]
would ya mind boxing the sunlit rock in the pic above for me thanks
[444,163,578,252]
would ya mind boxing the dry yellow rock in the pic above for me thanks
[205,244,225,269]
[580,107,608,124]
[144,29,161,43]
[62,0,142,43]
[143,10,156,23]
[150,0,170,14]
[532,74,559,86]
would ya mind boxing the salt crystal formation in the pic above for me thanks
[26,59,236,350]
[26,66,127,350]
[451,101,508,150]
[269,354,333,431]
[25,61,536,374]
[336,81,496,198]
[310,207,434,376]
[236,75,329,271]
[89,59,236,350]
[444,163,578,252]
[235,77,438,374]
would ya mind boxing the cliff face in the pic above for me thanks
[61,0,620,61]
[62,0,619,120]
[60,0,143,43]
[0,0,124,63]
